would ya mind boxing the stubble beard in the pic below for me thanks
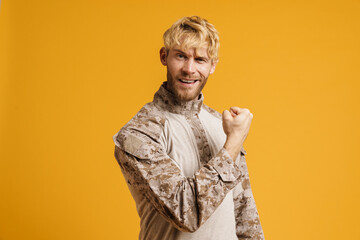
[166,72,207,102]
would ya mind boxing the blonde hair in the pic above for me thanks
[163,16,220,62]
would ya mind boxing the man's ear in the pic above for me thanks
[160,47,167,66]
[209,59,218,74]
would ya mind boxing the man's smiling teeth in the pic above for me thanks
[179,79,197,83]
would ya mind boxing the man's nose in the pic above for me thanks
[182,59,195,74]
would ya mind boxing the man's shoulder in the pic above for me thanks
[114,102,167,151]
[121,101,167,135]
[202,104,222,120]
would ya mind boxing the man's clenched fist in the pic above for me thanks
[222,107,253,161]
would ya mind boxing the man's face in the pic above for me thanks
[160,45,217,101]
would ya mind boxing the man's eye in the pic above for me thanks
[177,54,184,58]
[196,58,206,63]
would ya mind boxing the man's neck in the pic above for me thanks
[153,83,204,115]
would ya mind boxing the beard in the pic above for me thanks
[166,71,208,102]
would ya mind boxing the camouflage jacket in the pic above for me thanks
[113,83,264,240]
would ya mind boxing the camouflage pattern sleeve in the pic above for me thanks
[114,131,244,233]
[233,152,265,239]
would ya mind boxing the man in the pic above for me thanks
[113,16,264,239]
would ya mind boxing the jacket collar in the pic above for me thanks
[153,82,203,115]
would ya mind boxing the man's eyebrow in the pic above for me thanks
[173,49,186,54]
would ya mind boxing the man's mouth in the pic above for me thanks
[179,79,198,84]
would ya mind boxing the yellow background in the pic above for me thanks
[1,0,359,239]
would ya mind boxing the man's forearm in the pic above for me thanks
[115,145,243,232]
[224,135,243,162]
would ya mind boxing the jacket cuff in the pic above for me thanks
[210,148,242,182]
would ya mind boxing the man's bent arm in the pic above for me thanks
[114,132,243,233]
[233,153,264,239]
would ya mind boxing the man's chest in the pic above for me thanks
[160,109,226,177]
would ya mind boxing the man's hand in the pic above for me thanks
[222,107,253,162]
